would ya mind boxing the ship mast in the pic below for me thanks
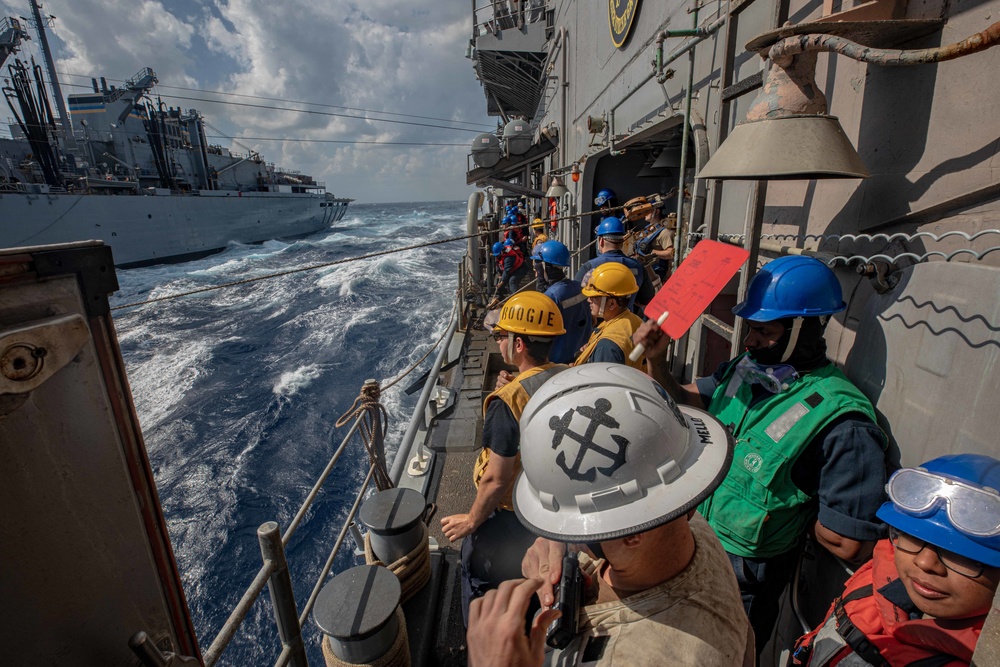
[27,0,75,149]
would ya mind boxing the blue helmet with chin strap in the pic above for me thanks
[595,189,616,207]
[594,216,626,238]
[531,240,571,267]
[878,454,1000,568]
[491,241,504,256]
[733,255,846,321]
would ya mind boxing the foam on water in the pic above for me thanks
[273,363,323,397]
[111,201,466,665]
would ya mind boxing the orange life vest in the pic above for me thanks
[792,540,983,667]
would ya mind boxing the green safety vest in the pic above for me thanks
[697,354,880,558]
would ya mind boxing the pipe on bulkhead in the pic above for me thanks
[767,21,1000,67]
[673,5,699,259]
[467,191,485,297]
[608,14,726,155]
[560,27,567,170]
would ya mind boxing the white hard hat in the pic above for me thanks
[513,364,733,542]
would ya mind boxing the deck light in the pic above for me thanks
[699,20,1000,180]
[545,176,569,198]
[699,50,868,180]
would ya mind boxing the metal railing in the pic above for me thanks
[198,413,373,667]
[473,0,548,38]
[177,296,462,667]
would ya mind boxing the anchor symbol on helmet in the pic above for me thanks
[549,398,629,482]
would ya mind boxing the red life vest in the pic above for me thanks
[792,540,983,666]
[504,227,527,245]
[502,246,525,272]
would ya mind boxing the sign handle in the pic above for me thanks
[629,310,669,362]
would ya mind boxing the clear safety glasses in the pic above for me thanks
[887,467,1000,538]
[889,527,986,579]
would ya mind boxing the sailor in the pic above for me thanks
[529,218,548,253]
[502,213,529,256]
[594,188,617,218]
[575,216,654,310]
[574,262,645,369]
[468,364,754,667]
[633,255,888,655]
[792,454,1000,666]
[636,207,675,283]
[493,238,530,299]
[530,218,550,289]
[440,291,567,624]
[530,240,592,364]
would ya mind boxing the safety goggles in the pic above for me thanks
[732,356,799,394]
[887,467,1000,538]
[889,527,986,578]
[492,330,510,343]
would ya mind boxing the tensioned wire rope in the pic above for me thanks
[109,204,631,392]
[110,203,629,313]
[55,71,495,130]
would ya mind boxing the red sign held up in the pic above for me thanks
[644,240,750,339]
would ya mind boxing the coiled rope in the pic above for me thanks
[363,521,432,604]
[336,380,393,491]
[321,607,410,667]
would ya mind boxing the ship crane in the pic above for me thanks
[0,16,29,70]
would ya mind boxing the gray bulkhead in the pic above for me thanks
[470,0,1000,661]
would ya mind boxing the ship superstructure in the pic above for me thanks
[463,0,1000,663]
[0,1,350,267]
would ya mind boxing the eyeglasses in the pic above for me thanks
[889,527,986,578]
[887,467,1000,538]
[492,331,509,343]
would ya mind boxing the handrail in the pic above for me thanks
[473,0,548,38]
[297,466,376,629]
[203,554,280,666]
[203,411,367,665]
[390,298,461,483]
[201,289,461,664]
[281,416,363,544]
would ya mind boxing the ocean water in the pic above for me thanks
[110,201,466,665]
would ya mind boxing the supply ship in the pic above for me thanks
[0,3,350,268]
[3,0,1000,666]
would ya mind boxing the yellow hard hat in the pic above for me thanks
[496,291,566,336]
[581,262,639,297]
[532,218,545,228]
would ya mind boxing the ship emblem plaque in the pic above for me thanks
[608,0,641,48]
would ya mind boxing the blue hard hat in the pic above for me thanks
[530,240,571,267]
[501,215,513,226]
[492,241,504,256]
[595,189,616,207]
[503,237,515,247]
[732,256,846,321]
[877,454,1000,568]
[594,216,626,237]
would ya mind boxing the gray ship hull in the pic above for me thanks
[0,189,350,266]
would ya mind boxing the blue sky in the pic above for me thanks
[0,0,496,202]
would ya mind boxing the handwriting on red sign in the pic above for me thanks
[644,240,749,339]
